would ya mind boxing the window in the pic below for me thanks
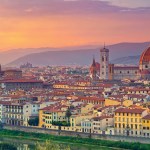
[102,57,104,62]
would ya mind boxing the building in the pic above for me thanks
[0,79,43,91]
[3,69,22,79]
[100,46,109,80]
[90,57,100,81]
[139,47,150,80]
[4,102,24,126]
[142,114,150,138]
[81,119,92,133]
[39,105,67,129]
[91,46,150,81]
[92,116,114,134]
[0,66,22,79]
[114,108,148,137]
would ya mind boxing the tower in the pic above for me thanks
[100,46,109,80]
[90,56,100,81]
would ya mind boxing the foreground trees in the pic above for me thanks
[0,143,17,150]
[35,140,70,150]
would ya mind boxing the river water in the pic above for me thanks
[0,137,118,150]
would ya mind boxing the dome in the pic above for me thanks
[139,47,150,65]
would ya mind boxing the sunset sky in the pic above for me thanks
[0,0,150,51]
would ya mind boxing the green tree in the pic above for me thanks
[28,117,39,126]
[65,108,72,123]
[0,143,17,150]
[35,140,70,150]
[0,121,3,129]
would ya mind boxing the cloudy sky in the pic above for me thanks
[0,0,150,50]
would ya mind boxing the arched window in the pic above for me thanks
[102,56,104,62]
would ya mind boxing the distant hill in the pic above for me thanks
[0,45,99,65]
[7,42,150,67]
[111,55,140,65]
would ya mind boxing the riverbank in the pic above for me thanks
[0,129,150,150]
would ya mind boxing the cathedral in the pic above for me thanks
[90,46,150,80]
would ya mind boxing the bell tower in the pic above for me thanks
[100,45,109,80]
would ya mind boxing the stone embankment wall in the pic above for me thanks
[3,125,150,144]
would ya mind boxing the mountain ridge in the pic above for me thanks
[6,42,150,67]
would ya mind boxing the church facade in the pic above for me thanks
[90,46,150,80]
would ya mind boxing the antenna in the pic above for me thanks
[104,42,106,48]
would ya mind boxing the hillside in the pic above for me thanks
[7,42,149,66]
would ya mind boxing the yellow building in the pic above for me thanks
[142,114,150,138]
[39,105,67,129]
[105,99,121,106]
[123,100,133,107]
[80,103,94,114]
[53,82,69,89]
[114,108,148,137]
[70,113,95,132]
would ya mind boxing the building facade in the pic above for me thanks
[114,108,148,137]
[100,47,109,80]
[90,46,150,81]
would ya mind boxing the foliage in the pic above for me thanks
[0,143,17,150]
[52,121,70,127]
[35,140,70,150]
[28,117,39,126]
[65,108,72,122]
[0,121,3,129]
[0,129,150,150]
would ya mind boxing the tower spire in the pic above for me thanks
[92,55,96,66]
[104,42,106,48]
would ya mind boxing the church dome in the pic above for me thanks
[139,47,150,65]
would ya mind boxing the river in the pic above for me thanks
[0,137,120,150]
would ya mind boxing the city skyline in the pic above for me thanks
[0,0,150,50]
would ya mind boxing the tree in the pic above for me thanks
[0,121,3,129]
[35,140,70,150]
[28,117,39,126]
[65,108,72,123]
[0,143,17,150]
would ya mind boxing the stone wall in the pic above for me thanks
[3,125,150,144]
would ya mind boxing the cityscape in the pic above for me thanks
[0,0,150,150]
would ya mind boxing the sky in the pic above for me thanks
[0,0,150,51]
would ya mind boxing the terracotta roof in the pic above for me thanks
[92,115,113,121]
[0,79,43,83]
[143,114,150,120]
[115,108,146,114]
[139,47,150,65]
